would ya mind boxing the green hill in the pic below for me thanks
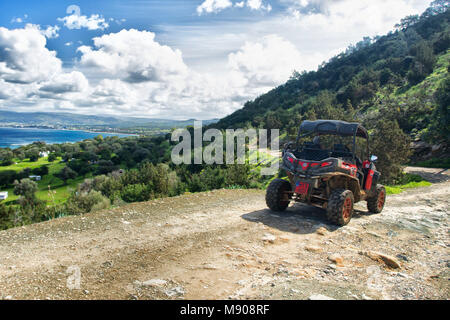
[213,5,449,147]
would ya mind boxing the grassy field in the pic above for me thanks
[385,180,432,195]
[0,157,90,205]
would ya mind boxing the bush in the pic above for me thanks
[0,170,18,188]
[48,153,58,162]
[369,119,412,184]
[66,190,110,215]
[121,184,152,203]
[32,165,49,177]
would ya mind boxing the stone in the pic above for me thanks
[262,233,276,244]
[141,279,167,287]
[328,254,344,266]
[305,246,323,253]
[165,286,185,297]
[362,251,402,269]
[316,227,328,236]
[309,294,335,300]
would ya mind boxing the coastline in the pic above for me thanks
[0,127,138,149]
[0,125,139,136]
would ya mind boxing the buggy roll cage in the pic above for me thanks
[294,120,370,163]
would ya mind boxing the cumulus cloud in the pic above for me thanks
[197,0,233,15]
[39,71,88,94]
[228,35,303,87]
[27,24,60,39]
[57,14,109,30]
[246,0,272,12]
[77,29,188,83]
[0,26,62,84]
[197,0,271,15]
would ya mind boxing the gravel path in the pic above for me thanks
[0,168,448,300]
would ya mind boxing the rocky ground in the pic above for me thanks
[0,168,448,300]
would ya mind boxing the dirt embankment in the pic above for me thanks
[0,168,448,300]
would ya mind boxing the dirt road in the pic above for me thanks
[0,168,448,300]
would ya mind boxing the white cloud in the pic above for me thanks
[228,35,303,87]
[246,0,272,12]
[57,14,109,30]
[39,71,88,94]
[0,26,62,84]
[40,25,60,39]
[77,29,188,83]
[197,0,233,15]
[11,17,23,23]
[197,0,272,15]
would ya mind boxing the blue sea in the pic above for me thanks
[0,127,132,149]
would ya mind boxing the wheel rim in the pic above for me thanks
[342,197,353,220]
[279,186,291,207]
[377,190,385,211]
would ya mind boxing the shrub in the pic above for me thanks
[121,184,152,203]
[66,190,110,215]
[369,119,412,184]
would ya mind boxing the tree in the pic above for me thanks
[395,15,420,31]
[13,178,38,199]
[0,170,18,188]
[0,202,15,230]
[0,149,14,166]
[26,148,40,162]
[48,153,57,162]
[369,119,412,184]
[56,167,78,185]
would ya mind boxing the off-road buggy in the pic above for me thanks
[266,120,386,226]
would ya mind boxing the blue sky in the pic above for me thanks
[0,0,431,119]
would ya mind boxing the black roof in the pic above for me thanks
[299,120,368,139]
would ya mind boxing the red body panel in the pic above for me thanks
[365,169,375,191]
[295,181,310,195]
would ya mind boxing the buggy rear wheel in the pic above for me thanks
[327,189,354,226]
[367,185,386,214]
[266,179,292,212]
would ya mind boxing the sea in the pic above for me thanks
[0,127,132,149]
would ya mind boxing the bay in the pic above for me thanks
[0,127,132,149]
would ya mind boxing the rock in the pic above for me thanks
[411,141,431,152]
[431,144,443,154]
[305,245,323,253]
[328,254,344,266]
[309,294,335,300]
[262,233,276,244]
[202,264,218,270]
[367,231,382,238]
[396,254,409,262]
[141,279,167,287]
[362,294,373,300]
[3,295,13,300]
[362,251,402,269]
[165,286,185,297]
[316,227,328,236]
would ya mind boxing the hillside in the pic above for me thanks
[213,8,449,147]
[0,170,448,300]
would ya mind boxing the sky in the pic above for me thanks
[0,0,431,120]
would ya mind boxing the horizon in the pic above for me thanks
[0,0,431,120]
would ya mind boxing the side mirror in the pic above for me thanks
[370,155,378,162]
